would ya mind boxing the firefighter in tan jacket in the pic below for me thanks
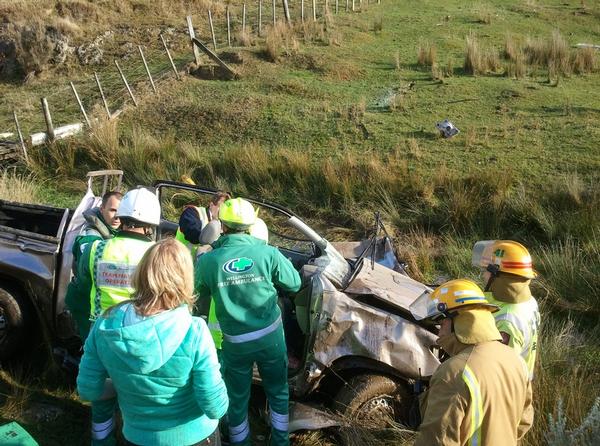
[409,279,534,446]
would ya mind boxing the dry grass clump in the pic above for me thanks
[264,22,299,62]
[524,30,571,75]
[0,169,42,204]
[10,22,56,79]
[506,53,527,78]
[417,42,436,67]
[504,33,522,61]
[464,32,482,74]
[464,32,500,75]
[473,3,495,24]
[571,47,597,74]
[236,29,254,47]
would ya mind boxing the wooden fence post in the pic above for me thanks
[160,34,180,80]
[243,3,247,33]
[70,81,91,127]
[352,0,355,12]
[312,0,317,21]
[94,72,112,118]
[258,0,263,36]
[272,0,276,27]
[138,45,157,93]
[186,16,202,65]
[227,6,232,47]
[41,98,55,142]
[346,0,349,12]
[208,10,217,51]
[282,0,291,24]
[301,0,305,22]
[114,60,138,107]
[13,111,27,162]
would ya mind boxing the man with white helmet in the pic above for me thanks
[472,240,540,380]
[76,187,160,446]
[195,198,300,446]
[410,279,533,446]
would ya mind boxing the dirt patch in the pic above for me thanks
[288,53,326,74]
[55,1,100,23]
[188,63,237,81]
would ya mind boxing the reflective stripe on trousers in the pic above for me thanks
[270,408,289,431]
[223,316,282,344]
[92,416,115,440]
[229,417,250,443]
[462,364,483,446]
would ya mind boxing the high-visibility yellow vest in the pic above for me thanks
[485,292,540,379]
[208,300,223,349]
[89,236,154,320]
[175,206,208,259]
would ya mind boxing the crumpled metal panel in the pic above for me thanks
[288,402,343,432]
[0,234,57,319]
[313,276,440,379]
[344,261,432,310]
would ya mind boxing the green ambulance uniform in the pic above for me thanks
[77,231,155,446]
[175,208,223,350]
[195,233,301,446]
[65,209,118,339]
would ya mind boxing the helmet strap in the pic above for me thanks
[484,264,500,292]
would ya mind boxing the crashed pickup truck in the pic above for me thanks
[0,173,440,426]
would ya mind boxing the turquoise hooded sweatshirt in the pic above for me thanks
[77,303,228,446]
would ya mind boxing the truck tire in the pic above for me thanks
[333,374,409,428]
[0,287,31,361]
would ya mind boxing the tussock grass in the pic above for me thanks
[524,30,571,76]
[523,317,600,446]
[473,3,495,24]
[504,33,522,61]
[265,22,299,62]
[0,169,42,203]
[572,47,597,74]
[417,41,436,67]
[464,32,483,74]
[464,32,501,75]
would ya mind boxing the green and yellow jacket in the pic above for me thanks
[194,234,301,350]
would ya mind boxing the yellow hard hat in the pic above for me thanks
[472,240,537,279]
[180,175,196,185]
[409,279,499,321]
[219,198,256,229]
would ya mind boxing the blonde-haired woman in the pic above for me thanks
[77,238,228,446]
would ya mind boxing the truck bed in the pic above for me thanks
[0,200,69,240]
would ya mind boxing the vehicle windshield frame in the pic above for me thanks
[153,180,317,254]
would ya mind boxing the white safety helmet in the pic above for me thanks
[249,217,269,243]
[116,187,161,226]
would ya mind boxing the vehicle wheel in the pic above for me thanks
[333,374,409,428]
[0,287,31,361]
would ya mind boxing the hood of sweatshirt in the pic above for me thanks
[95,304,192,374]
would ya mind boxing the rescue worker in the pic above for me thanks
[409,279,533,446]
[205,216,271,356]
[195,198,301,446]
[472,240,540,379]
[175,191,231,256]
[77,187,160,446]
[65,190,123,339]
[77,238,229,446]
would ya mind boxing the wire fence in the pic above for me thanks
[0,0,382,156]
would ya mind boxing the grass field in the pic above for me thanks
[1,0,600,444]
